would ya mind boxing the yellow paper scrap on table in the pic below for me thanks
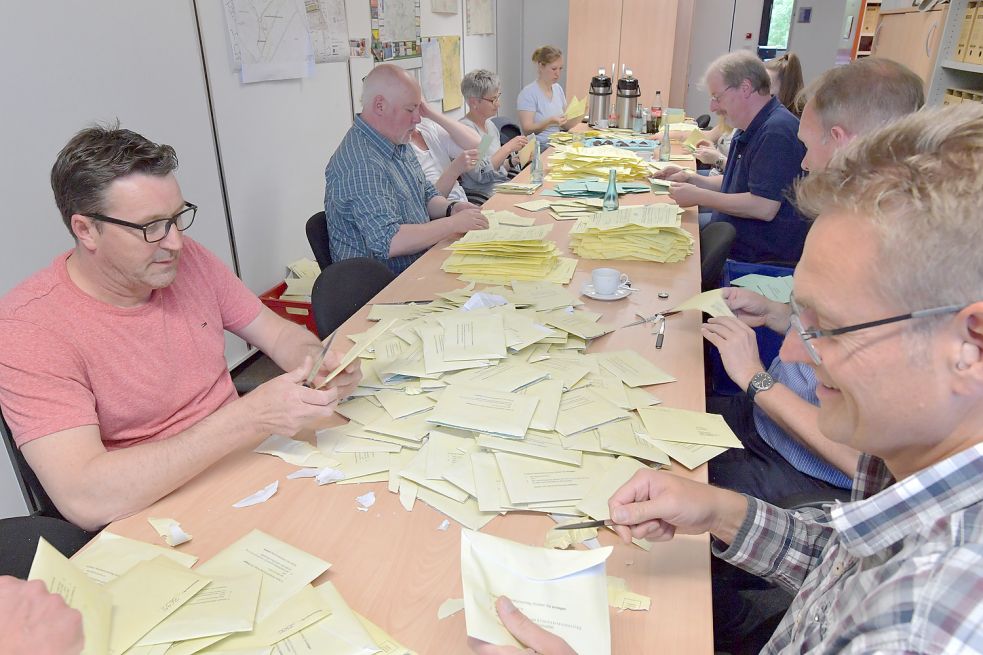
[485,209,537,227]
[607,576,652,611]
[30,538,112,655]
[147,517,193,547]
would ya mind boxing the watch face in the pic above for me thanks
[752,372,774,391]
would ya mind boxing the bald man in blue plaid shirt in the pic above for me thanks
[325,64,488,276]
[472,104,983,655]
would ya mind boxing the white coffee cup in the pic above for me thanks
[592,267,629,295]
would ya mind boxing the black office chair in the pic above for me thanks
[1,409,61,519]
[311,258,396,338]
[696,113,712,129]
[699,222,737,291]
[491,116,522,145]
[305,211,332,270]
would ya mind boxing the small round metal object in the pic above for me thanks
[658,291,670,299]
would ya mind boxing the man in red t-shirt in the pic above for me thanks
[0,125,360,530]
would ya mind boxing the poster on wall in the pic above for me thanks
[466,0,494,36]
[222,0,351,83]
[224,0,313,83]
[431,0,458,13]
[370,0,422,63]
[305,0,351,62]
[421,38,445,101]
[438,35,463,111]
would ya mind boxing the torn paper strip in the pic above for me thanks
[147,517,192,547]
[232,481,278,508]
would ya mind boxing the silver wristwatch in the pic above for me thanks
[746,371,775,403]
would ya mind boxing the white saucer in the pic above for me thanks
[581,283,632,301]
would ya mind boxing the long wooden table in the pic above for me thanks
[105,147,713,654]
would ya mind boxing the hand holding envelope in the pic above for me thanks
[469,596,577,655]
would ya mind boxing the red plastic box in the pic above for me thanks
[259,282,317,334]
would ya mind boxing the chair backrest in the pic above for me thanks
[0,409,62,519]
[311,257,396,339]
[696,113,712,129]
[699,222,737,291]
[305,211,332,270]
[490,116,522,145]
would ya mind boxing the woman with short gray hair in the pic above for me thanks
[459,69,528,200]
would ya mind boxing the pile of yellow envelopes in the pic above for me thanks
[258,282,744,539]
[441,224,578,284]
[28,529,411,655]
[569,204,694,262]
[547,145,653,183]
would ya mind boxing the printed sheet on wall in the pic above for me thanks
[371,0,422,62]
[431,0,458,13]
[437,35,463,111]
[466,0,494,35]
[421,38,445,102]
[223,0,350,83]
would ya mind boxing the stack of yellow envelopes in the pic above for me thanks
[441,224,578,284]
[569,204,694,262]
[547,145,652,182]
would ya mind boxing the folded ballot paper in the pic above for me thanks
[441,224,578,284]
[569,204,694,263]
[461,529,613,655]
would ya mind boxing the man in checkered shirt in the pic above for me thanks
[472,103,983,655]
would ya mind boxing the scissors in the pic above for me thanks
[554,519,614,530]
[303,331,338,388]
[621,310,678,329]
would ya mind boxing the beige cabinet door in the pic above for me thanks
[566,0,624,101]
[872,9,945,89]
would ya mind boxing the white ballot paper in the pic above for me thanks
[461,529,612,655]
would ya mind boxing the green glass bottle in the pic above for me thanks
[602,168,619,211]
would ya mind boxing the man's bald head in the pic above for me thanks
[361,64,423,144]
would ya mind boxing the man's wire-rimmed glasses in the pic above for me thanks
[788,293,965,366]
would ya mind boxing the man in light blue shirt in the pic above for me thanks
[324,64,487,275]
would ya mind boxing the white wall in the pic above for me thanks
[521,0,570,89]
[686,0,738,117]
[497,0,526,120]
[787,0,850,85]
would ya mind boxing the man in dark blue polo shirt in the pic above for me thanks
[657,51,808,264]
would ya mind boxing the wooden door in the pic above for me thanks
[907,8,946,83]
[619,0,679,108]
[871,12,917,66]
[566,0,625,101]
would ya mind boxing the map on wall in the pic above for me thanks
[421,38,445,101]
[371,0,422,62]
[466,0,494,35]
[305,0,350,63]
[222,0,351,83]
[225,0,313,83]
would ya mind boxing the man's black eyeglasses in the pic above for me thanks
[85,202,197,243]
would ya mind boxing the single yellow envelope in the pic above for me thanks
[272,582,379,654]
[427,385,539,439]
[461,529,612,655]
[72,531,198,585]
[29,538,112,655]
[105,556,210,654]
[136,571,262,645]
[597,350,676,388]
[637,406,743,448]
[195,530,331,620]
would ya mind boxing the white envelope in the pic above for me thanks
[461,529,612,655]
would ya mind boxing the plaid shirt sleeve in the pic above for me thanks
[712,496,835,595]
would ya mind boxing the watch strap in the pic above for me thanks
[445,201,458,217]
